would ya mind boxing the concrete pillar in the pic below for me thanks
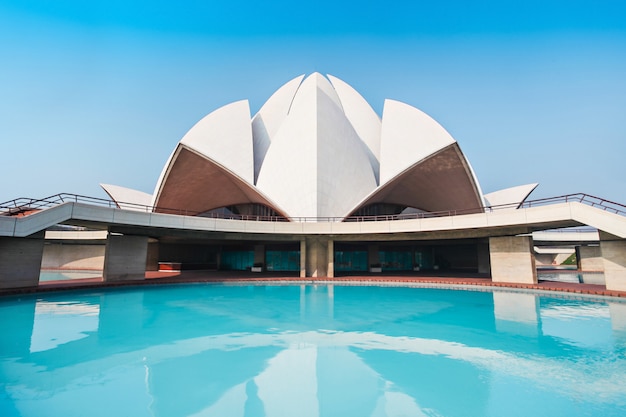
[103,233,149,281]
[489,235,537,284]
[600,231,626,292]
[146,239,160,271]
[477,242,491,274]
[300,240,306,278]
[576,245,603,271]
[0,231,45,289]
[327,239,334,278]
[305,236,332,277]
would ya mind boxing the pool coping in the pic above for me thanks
[2,271,626,300]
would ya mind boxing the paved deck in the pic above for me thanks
[2,270,625,299]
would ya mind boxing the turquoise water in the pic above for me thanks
[1,284,625,417]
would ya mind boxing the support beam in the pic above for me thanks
[489,236,537,284]
[0,231,45,289]
[600,231,626,292]
[103,233,149,281]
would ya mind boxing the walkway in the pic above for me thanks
[2,199,626,239]
[2,271,625,298]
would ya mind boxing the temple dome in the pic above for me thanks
[103,73,535,221]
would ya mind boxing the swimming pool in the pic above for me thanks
[1,284,625,416]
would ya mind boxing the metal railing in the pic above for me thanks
[533,226,598,233]
[518,193,626,215]
[0,193,201,217]
[1,192,625,222]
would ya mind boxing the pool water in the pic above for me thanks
[1,284,625,417]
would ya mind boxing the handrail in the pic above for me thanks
[1,192,625,222]
[0,193,202,217]
[519,193,626,215]
[533,227,598,233]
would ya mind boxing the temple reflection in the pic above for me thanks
[609,302,626,333]
[492,291,539,337]
[30,300,100,353]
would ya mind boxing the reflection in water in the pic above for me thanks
[39,270,102,282]
[538,271,605,285]
[244,379,264,417]
[0,285,625,417]
[540,299,616,349]
[493,292,539,337]
[256,345,318,417]
[371,387,426,417]
[30,301,99,353]
[610,303,626,333]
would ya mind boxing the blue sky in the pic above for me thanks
[1,0,625,204]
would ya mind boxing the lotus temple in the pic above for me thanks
[1,73,626,292]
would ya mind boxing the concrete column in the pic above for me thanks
[600,231,626,292]
[327,239,334,278]
[103,233,149,281]
[146,239,160,271]
[300,240,306,278]
[305,236,332,277]
[489,236,537,284]
[576,245,603,272]
[477,242,491,274]
[0,231,45,289]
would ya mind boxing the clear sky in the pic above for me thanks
[1,0,625,204]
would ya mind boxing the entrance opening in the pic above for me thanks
[265,244,300,272]
[334,241,483,275]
